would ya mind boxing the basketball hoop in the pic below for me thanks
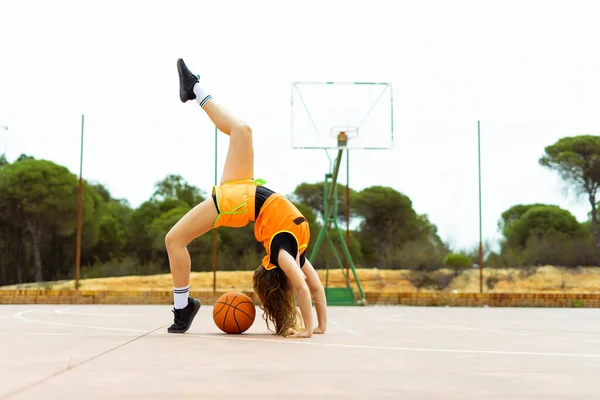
[330,126,358,148]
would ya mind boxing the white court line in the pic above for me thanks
[570,310,600,315]
[8,311,599,359]
[425,323,477,331]
[186,333,600,359]
[365,312,479,332]
[13,310,149,333]
[329,319,361,337]
[53,308,144,318]
[349,309,581,340]
[351,310,397,322]
[0,333,142,336]
[350,309,590,325]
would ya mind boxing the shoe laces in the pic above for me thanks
[172,308,184,324]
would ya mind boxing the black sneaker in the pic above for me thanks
[177,58,199,103]
[168,297,201,333]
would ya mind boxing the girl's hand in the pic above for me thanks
[289,329,312,339]
[313,326,326,334]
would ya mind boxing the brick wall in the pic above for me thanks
[0,290,257,305]
[2,290,600,307]
[365,292,600,307]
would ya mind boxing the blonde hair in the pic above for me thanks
[253,265,302,336]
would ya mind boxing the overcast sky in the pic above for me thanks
[1,0,599,252]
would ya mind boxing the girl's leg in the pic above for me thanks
[164,198,217,333]
[165,59,256,333]
[165,198,217,288]
[178,58,254,184]
[201,100,255,184]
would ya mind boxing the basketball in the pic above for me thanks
[213,291,256,334]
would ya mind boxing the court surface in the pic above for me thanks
[1,304,599,399]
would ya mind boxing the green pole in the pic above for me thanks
[75,114,84,290]
[478,120,483,293]
[326,150,344,219]
[213,126,218,292]
[325,173,330,291]
[345,149,350,280]
[214,126,218,185]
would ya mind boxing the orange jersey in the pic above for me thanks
[254,193,310,270]
[212,180,310,270]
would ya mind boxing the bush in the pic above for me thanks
[409,270,454,291]
[443,253,473,275]
[499,235,598,268]
[379,239,447,271]
[485,251,507,268]
[485,275,500,290]
[309,228,365,269]
[81,257,163,279]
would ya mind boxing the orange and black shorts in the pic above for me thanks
[212,181,274,226]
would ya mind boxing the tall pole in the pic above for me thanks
[1,125,8,157]
[345,149,350,279]
[75,114,84,290]
[478,120,483,293]
[213,126,218,292]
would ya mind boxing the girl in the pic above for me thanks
[165,58,327,339]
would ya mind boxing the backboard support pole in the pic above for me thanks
[309,139,366,306]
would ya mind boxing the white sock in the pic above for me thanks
[193,83,212,108]
[173,285,190,309]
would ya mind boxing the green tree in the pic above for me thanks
[355,186,411,262]
[293,182,356,223]
[498,204,548,235]
[152,174,204,207]
[0,157,27,283]
[0,155,9,284]
[92,213,128,263]
[502,205,581,249]
[91,182,112,203]
[497,204,588,267]
[292,201,318,228]
[539,136,600,257]
[128,200,162,264]
[0,159,95,281]
[353,186,445,268]
[443,253,473,276]
[514,206,581,247]
[128,184,203,267]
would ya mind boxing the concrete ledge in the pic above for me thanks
[0,290,257,305]
[364,292,600,307]
[2,290,600,307]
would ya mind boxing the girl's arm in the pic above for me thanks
[301,259,327,333]
[277,249,313,338]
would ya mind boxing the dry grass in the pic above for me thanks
[4,266,600,293]
[453,265,600,293]
[2,269,416,292]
